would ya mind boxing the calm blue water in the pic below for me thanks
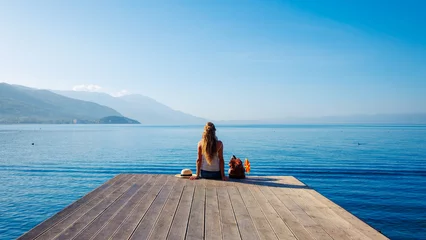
[0,124,425,240]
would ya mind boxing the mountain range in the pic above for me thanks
[1,82,425,125]
[0,83,205,124]
[54,90,207,125]
[217,113,426,125]
[0,83,130,124]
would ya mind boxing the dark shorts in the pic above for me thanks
[201,170,221,179]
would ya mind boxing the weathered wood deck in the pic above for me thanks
[18,174,388,240]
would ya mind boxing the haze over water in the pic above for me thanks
[0,124,425,240]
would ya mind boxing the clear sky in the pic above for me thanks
[1,0,425,120]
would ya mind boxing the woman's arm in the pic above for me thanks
[190,143,202,180]
[218,141,228,181]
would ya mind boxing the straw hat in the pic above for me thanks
[175,169,197,178]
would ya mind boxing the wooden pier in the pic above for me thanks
[18,174,388,240]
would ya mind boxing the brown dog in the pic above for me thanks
[228,155,246,179]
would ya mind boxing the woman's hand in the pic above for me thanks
[189,175,200,180]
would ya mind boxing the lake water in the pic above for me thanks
[0,124,425,240]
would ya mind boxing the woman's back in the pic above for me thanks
[199,140,221,171]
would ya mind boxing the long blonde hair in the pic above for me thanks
[201,122,218,165]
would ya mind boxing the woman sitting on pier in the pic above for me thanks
[190,122,227,181]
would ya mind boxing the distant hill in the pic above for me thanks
[217,113,426,125]
[306,113,426,124]
[0,83,123,124]
[99,116,140,124]
[55,90,207,125]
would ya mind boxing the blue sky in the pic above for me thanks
[1,0,425,120]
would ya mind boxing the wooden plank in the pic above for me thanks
[148,178,186,240]
[54,175,147,240]
[129,176,178,239]
[110,174,169,240]
[216,179,226,187]
[185,183,206,240]
[306,189,389,240]
[166,180,195,240]
[217,187,241,240]
[227,186,260,240]
[197,178,207,188]
[248,186,296,240]
[277,176,306,186]
[226,179,237,187]
[204,179,222,188]
[274,177,375,239]
[284,188,352,240]
[259,187,315,240]
[72,175,152,240]
[237,186,257,207]
[205,187,222,240]
[90,174,162,240]
[237,186,278,240]
[34,175,136,239]
[270,186,333,240]
[17,174,126,240]
[295,188,374,240]
[230,179,243,188]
